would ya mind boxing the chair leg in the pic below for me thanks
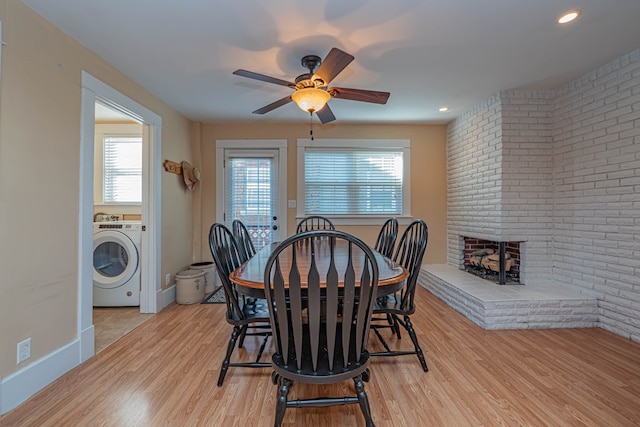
[404,315,428,372]
[354,374,375,427]
[390,313,402,339]
[274,377,292,427]
[238,325,248,348]
[217,325,241,386]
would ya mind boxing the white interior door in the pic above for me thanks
[216,140,288,247]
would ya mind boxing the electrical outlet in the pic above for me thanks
[165,273,171,286]
[17,338,31,364]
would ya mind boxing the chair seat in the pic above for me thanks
[373,294,414,315]
[227,296,271,324]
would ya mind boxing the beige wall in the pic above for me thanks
[0,0,192,378]
[0,0,447,400]
[195,123,447,264]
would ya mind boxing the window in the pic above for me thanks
[103,136,142,203]
[297,139,411,223]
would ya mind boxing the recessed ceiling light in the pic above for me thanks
[438,106,449,112]
[558,11,580,24]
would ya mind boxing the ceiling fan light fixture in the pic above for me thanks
[291,87,331,113]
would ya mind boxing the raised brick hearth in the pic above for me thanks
[419,264,598,330]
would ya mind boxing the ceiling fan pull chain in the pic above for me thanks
[309,112,314,141]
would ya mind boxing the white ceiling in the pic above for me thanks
[22,0,640,125]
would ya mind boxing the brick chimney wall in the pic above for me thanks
[447,91,554,285]
[446,49,640,341]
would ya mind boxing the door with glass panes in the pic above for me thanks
[223,149,281,249]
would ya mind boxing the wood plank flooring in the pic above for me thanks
[2,287,640,426]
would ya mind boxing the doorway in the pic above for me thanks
[216,140,288,245]
[79,72,162,362]
[92,105,149,352]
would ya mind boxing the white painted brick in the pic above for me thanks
[446,49,640,340]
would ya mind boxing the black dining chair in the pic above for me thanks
[208,223,271,386]
[232,219,257,263]
[263,230,379,427]
[295,215,335,233]
[374,217,398,258]
[370,219,429,372]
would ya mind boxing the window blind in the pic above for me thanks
[304,149,403,215]
[103,136,142,203]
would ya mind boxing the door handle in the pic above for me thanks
[272,216,278,221]
[272,225,278,230]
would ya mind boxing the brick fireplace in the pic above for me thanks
[419,87,601,330]
[421,50,640,337]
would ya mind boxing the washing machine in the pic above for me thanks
[93,221,142,306]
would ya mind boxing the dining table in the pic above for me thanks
[229,239,409,298]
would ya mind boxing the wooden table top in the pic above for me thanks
[230,240,408,293]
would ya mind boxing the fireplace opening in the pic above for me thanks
[463,237,521,285]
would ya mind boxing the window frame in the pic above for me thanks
[296,138,412,226]
[94,123,143,206]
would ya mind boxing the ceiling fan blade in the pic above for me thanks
[316,104,336,124]
[329,87,390,104]
[252,96,293,115]
[312,48,354,85]
[233,69,294,87]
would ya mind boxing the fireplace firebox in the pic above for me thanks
[463,237,521,284]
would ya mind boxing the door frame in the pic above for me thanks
[215,140,288,242]
[79,72,162,362]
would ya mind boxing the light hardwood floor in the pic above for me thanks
[2,287,640,426]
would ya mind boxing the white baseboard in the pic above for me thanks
[1,340,80,415]
[158,284,176,311]
[80,324,95,363]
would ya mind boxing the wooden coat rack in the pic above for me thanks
[163,160,183,175]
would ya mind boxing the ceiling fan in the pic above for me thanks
[233,48,390,124]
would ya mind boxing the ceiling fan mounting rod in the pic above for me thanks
[301,55,321,73]
[295,55,326,86]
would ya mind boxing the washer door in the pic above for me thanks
[93,230,139,289]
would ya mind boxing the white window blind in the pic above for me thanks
[103,136,142,203]
[304,149,403,215]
